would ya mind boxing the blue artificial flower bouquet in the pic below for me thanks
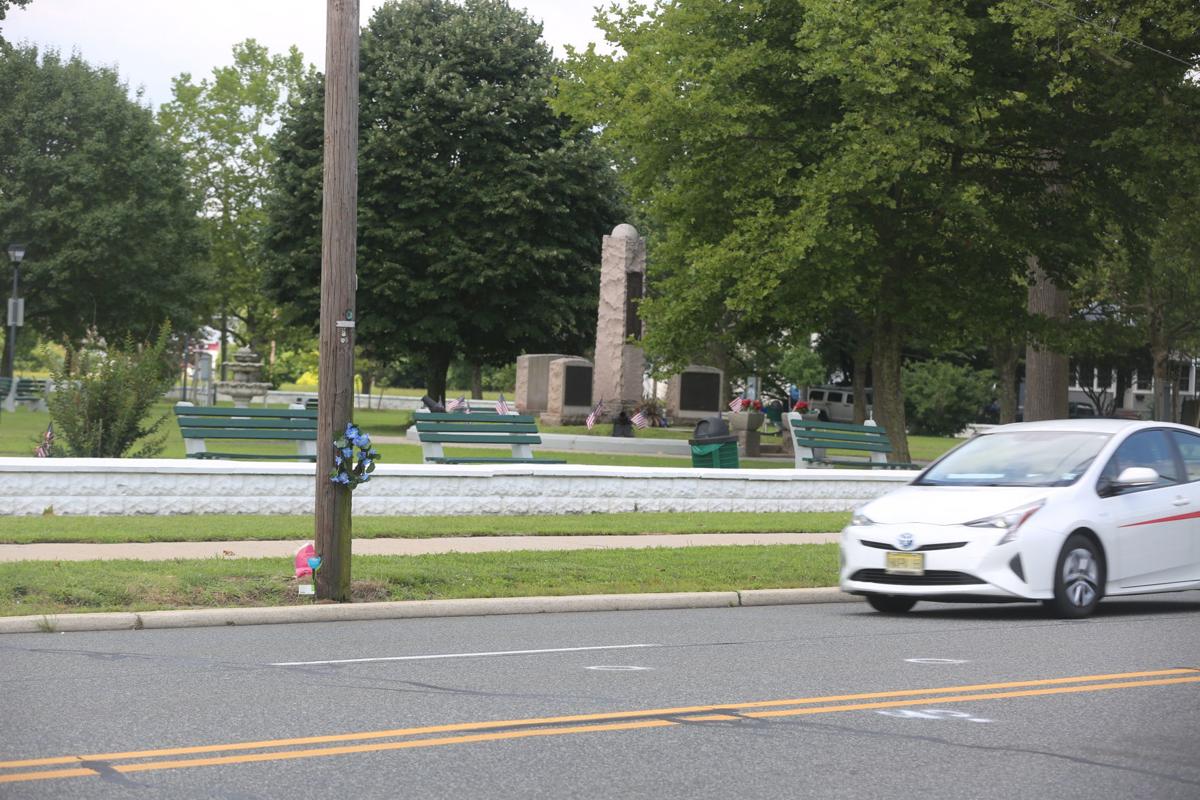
[330,422,379,489]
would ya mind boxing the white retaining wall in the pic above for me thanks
[0,458,913,517]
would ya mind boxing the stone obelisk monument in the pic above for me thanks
[592,224,646,411]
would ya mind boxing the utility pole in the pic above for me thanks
[315,0,359,601]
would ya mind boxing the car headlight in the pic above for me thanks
[966,500,1045,545]
[850,510,875,527]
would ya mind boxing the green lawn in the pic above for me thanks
[0,544,840,617]
[1,402,961,464]
[0,511,850,544]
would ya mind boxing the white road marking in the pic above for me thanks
[905,658,970,664]
[877,709,992,722]
[585,665,654,671]
[271,643,661,667]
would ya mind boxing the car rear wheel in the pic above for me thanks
[865,594,918,614]
[1044,534,1104,619]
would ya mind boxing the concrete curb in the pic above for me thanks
[0,587,858,634]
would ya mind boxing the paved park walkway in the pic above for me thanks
[0,533,839,562]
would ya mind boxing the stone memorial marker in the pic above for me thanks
[666,365,724,423]
[515,353,567,413]
[592,224,646,409]
[541,356,594,426]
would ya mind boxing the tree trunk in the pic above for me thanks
[872,314,910,464]
[219,310,229,381]
[990,340,1020,424]
[852,341,870,424]
[1151,343,1170,422]
[426,349,451,404]
[360,368,372,399]
[1024,259,1069,421]
[470,362,483,399]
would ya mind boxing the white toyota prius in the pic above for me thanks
[841,419,1200,617]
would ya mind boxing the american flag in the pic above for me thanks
[729,396,744,412]
[630,410,649,429]
[447,396,469,413]
[34,423,54,458]
[585,399,604,430]
[495,393,511,415]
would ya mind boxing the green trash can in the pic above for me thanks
[688,435,740,469]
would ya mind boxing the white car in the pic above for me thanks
[841,419,1200,617]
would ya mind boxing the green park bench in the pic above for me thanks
[173,405,318,461]
[1,377,49,412]
[786,414,918,470]
[415,411,566,465]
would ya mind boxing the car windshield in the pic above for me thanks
[916,431,1112,487]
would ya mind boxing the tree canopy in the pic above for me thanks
[159,39,310,362]
[264,0,625,400]
[0,45,213,347]
[559,0,1200,447]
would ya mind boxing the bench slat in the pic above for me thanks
[174,405,318,419]
[416,422,540,434]
[177,417,319,431]
[416,412,535,424]
[179,428,318,441]
[419,434,542,445]
[793,439,892,453]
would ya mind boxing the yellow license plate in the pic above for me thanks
[885,551,925,575]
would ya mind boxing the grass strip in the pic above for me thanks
[0,512,850,544]
[0,544,839,617]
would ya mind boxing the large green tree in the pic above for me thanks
[159,40,309,372]
[0,45,212,356]
[264,0,625,401]
[560,1,1200,453]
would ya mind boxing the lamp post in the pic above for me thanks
[4,243,25,380]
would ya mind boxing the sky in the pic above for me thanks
[3,0,612,109]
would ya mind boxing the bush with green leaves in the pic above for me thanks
[47,327,178,458]
[902,360,993,437]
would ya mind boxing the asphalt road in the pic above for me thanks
[2,594,1199,799]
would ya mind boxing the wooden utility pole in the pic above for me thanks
[315,0,359,601]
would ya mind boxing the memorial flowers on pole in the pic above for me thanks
[329,422,379,489]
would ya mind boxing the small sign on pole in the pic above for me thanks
[6,298,23,327]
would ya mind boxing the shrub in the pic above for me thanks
[902,360,993,437]
[48,326,177,458]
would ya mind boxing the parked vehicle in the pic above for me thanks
[805,386,872,423]
[841,419,1200,618]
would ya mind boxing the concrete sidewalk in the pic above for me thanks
[0,533,839,562]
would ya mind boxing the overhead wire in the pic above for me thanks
[1028,0,1199,69]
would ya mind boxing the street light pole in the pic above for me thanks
[4,244,25,380]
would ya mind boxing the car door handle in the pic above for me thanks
[1172,497,1190,506]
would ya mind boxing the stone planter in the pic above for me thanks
[728,411,764,432]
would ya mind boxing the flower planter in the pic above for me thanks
[728,411,764,432]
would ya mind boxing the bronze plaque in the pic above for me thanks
[564,365,593,407]
[680,371,720,412]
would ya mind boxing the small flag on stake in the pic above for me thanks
[630,410,649,429]
[728,396,744,412]
[34,423,54,458]
[585,399,604,430]
[447,396,469,413]
[495,393,511,415]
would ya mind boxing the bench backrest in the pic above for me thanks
[788,417,892,453]
[174,406,318,439]
[414,411,540,443]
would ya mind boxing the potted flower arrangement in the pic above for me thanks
[728,397,765,431]
[793,400,820,420]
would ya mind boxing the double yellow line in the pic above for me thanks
[3,667,1197,785]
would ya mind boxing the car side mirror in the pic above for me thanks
[1114,466,1159,489]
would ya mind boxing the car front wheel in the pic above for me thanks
[865,594,918,614]
[1044,534,1104,619]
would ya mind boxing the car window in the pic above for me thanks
[809,390,824,401]
[827,392,843,403]
[1098,430,1181,492]
[1168,430,1200,482]
[917,431,1109,487]
[845,394,854,404]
